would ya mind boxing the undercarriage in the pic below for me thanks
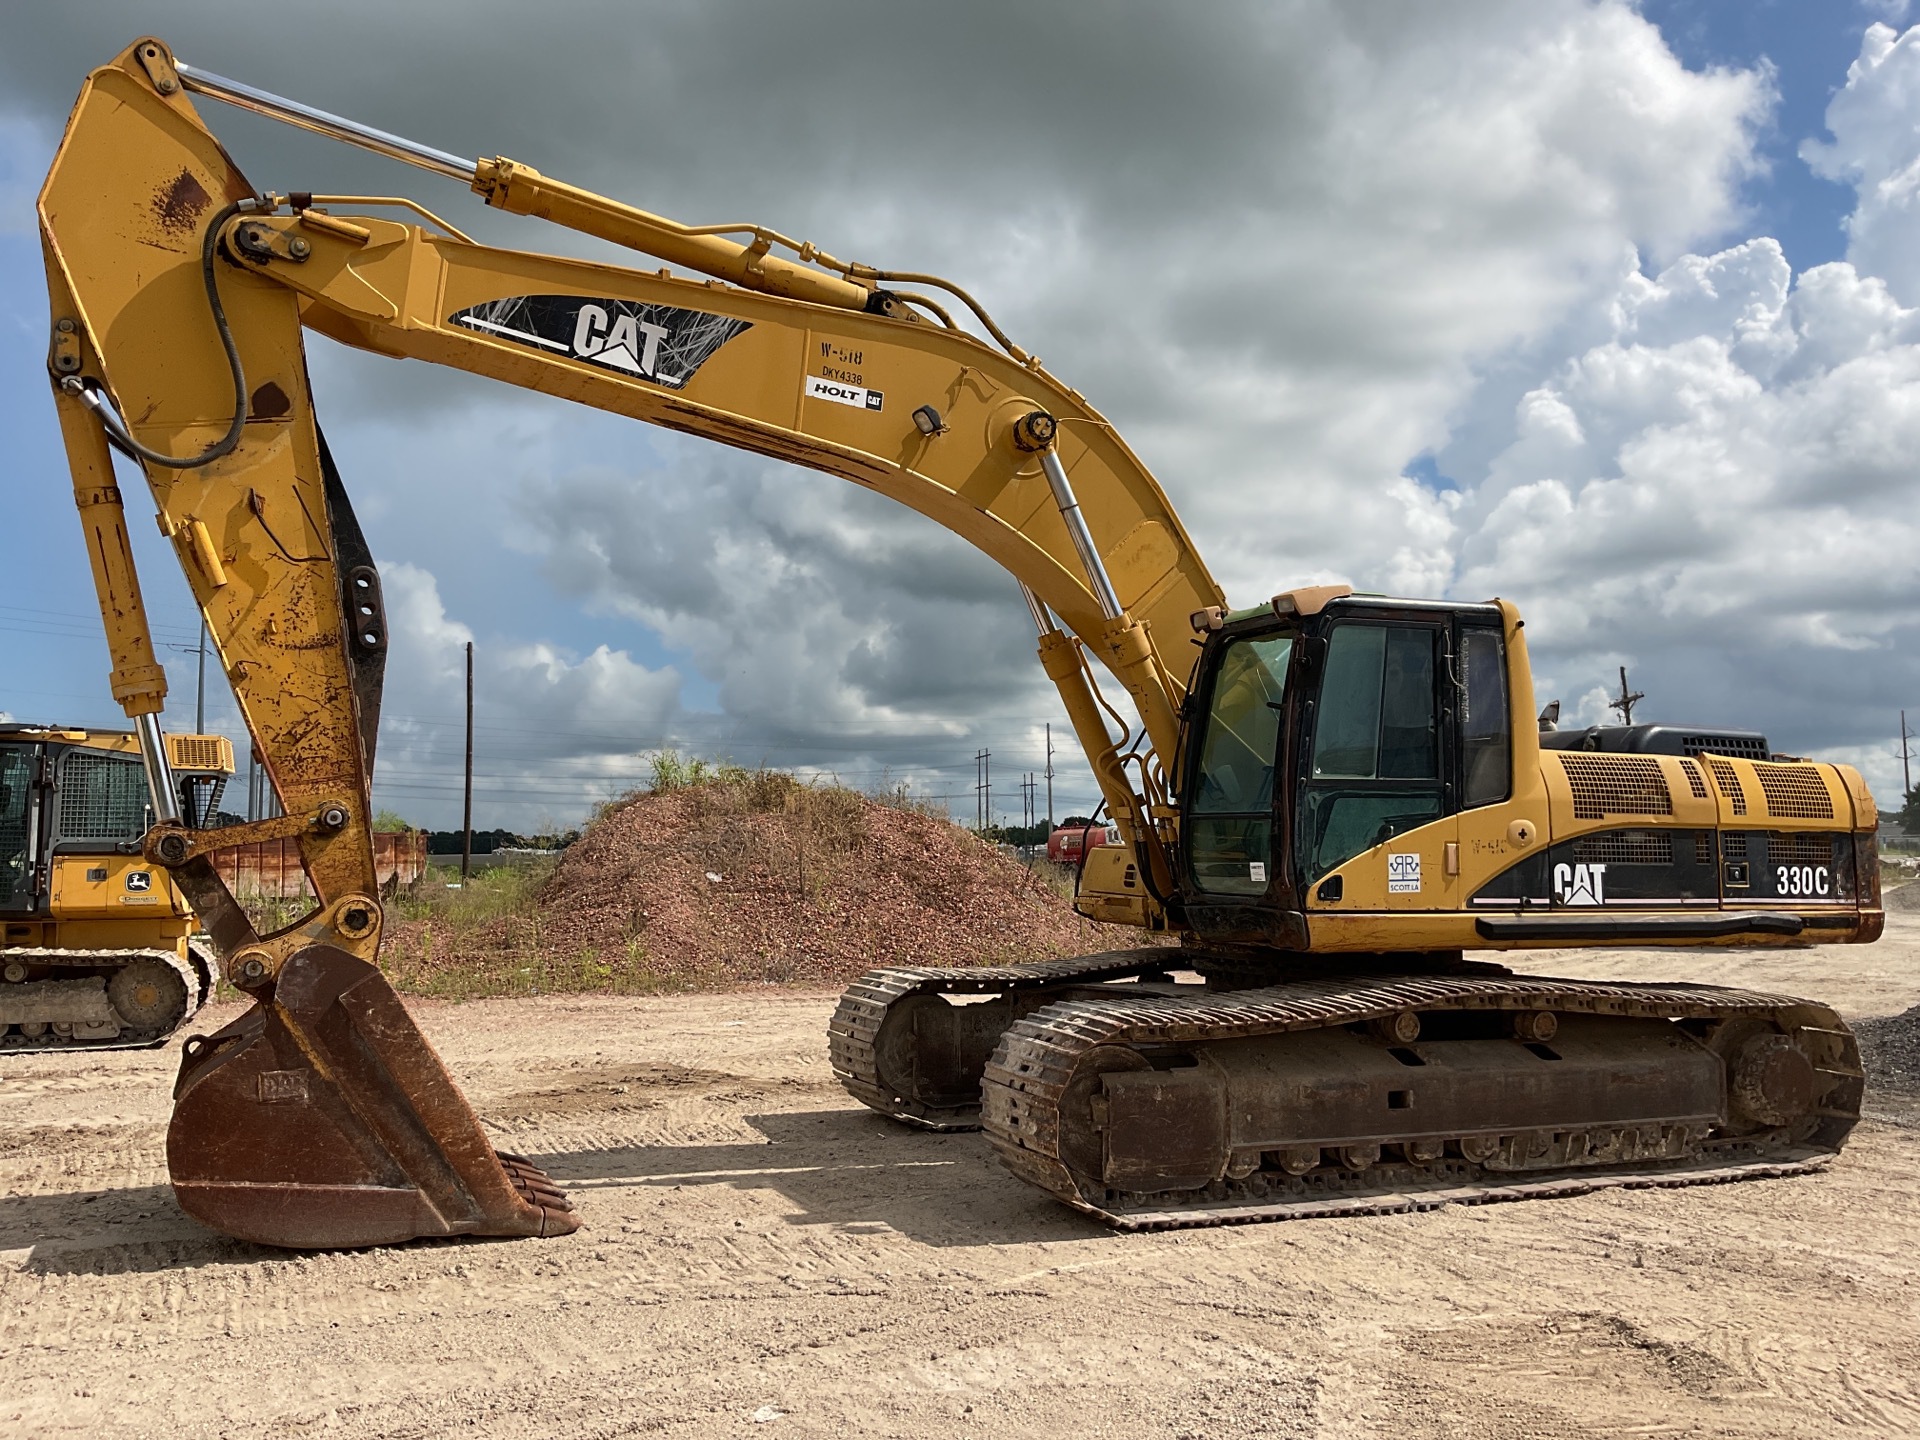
[0,943,212,1050]
[830,951,1861,1229]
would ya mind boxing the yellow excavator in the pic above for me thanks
[1,723,233,1047]
[36,38,1877,1246]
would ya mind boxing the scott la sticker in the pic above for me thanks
[449,295,750,388]
[804,375,884,411]
[1387,853,1422,893]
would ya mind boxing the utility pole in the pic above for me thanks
[974,747,991,833]
[194,619,207,734]
[1021,772,1036,850]
[1902,710,1913,799]
[462,640,474,883]
[1609,666,1645,727]
[1044,722,1055,830]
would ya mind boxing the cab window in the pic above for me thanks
[56,750,148,843]
[1459,627,1510,807]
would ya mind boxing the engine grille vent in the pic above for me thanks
[165,735,232,773]
[1678,759,1710,800]
[1724,832,1749,860]
[1767,832,1834,867]
[1753,762,1835,821]
[1682,733,1769,760]
[1554,754,1673,821]
[1703,757,1749,817]
[1571,829,1675,866]
[1694,832,1713,864]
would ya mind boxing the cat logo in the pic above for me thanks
[447,295,751,389]
[1552,861,1607,906]
[570,303,670,376]
[124,870,153,893]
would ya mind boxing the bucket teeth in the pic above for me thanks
[167,944,581,1248]
[497,1152,575,1216]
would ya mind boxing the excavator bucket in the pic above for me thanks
[167,944,576,1248]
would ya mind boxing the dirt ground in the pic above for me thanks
[4,920,1919,1439]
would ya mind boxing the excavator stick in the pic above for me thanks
[40,45,583,1249]
[170,944,575,1248]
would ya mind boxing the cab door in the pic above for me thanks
[1295,620,1455,909]
[1450,620,1540,900]
[1183,631,1295,899]
[0,743,43,915]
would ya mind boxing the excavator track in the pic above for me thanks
[0,946,209,1051]
[980,974,1862,1230]
[829,949,1177,1128]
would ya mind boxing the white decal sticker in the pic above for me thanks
[1776,864,1830,897]
[125,871,152,893]
[1249,861,1267,884]
[1387,853,1422,893]
[805,375,885,411]
[1552,861,1608,905]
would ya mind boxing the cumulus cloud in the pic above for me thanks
[1429,23,1920,803]
[485,0,1777,796]
[1803,22,1920,304]
[10,5,1918,823]
[367,563,684,829]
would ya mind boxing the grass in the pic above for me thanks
[374,858,703,1001]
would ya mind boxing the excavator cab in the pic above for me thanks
[1181,590,1514,950]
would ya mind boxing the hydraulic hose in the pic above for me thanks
[63,197,259,470]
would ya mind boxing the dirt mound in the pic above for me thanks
[396,774,1142,991]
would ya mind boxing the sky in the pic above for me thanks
[2,1,1918,830]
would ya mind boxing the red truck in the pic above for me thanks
[1045,817,1122,866]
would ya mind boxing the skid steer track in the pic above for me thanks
[980,974,1862,1230]
[0,946,208,1051]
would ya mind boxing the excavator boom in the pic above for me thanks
[39,38,1216,1247]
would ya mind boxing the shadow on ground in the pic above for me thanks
[541,1107,1106,1247]
[1,1105,1100,1273]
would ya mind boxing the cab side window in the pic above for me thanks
[1459,628,1510,808]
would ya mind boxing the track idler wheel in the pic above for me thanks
[167,944,578,1249]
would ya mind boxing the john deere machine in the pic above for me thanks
[1,723,231,1047]
[32,38,1878,1247]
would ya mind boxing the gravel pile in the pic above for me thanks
[1884,880,1920,912]
[444,776,1142,988]
[1855,1004,1920,1101]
